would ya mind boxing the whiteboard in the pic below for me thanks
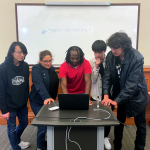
[16,4,139,65]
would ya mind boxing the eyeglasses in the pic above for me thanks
[42,59,52,63]
[14,51,26,56]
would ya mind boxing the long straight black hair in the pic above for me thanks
[7,42,28,60]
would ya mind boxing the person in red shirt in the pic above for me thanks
[59,46,93,105]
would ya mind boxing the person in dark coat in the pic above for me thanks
[101,31,148,150]
[30,50,59,150]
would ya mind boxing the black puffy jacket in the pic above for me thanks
[103,48,148,118]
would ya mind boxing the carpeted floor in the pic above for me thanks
[0,125,150,150]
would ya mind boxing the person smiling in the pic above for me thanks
[102,32,148,150]
[0,42,30,150]
[29,50,59,150]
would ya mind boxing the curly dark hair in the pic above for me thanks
[106,31,132,50]
[65,46,85,64]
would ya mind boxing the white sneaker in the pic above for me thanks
[104,137,111,150]
[18,141,30,149]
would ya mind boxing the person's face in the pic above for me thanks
[111,47,124,56]
[93,51,106,60]
[70,50,80,67]
[40,55,52,69]
[12,45,26,62]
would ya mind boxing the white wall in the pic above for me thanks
[0,0,150,65]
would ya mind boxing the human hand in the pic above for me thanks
[89,100,93,105]
[101,99,117,106]
[95,58,102,69]
[2,112,10,120]
[44,98,54,105]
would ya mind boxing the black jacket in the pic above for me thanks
[29,64,57,105]
[103,49,149,118]
[0,57,29,114]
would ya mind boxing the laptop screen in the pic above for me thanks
[58,94,89,110]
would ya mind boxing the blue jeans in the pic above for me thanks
[30,100,47,149]
[7,106,28,150]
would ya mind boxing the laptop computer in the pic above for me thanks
[58,94,89,110]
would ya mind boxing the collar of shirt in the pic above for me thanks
[66,62,80,68]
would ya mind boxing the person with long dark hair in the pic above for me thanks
[59,46,93,105]
[30,50,59,150]
[102,31,148,150]
[0,42,30,150]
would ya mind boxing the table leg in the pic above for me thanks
[97,126,104,150]
[47,126,54,150]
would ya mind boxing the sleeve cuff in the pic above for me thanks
[114,97,121,105]
[103,90,109,95]
[1,108,8,114]
[43,96,52,101]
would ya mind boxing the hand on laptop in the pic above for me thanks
[44,98,54,105]
[89,100,93,105]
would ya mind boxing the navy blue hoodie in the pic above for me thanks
[0,57,29,114]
